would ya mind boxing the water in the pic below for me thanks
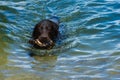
[0,0,120,80]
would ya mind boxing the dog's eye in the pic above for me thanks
[40,27,43,30]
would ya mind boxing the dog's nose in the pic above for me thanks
[40,37,48,42]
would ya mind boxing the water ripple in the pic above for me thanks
[0,0,120,80]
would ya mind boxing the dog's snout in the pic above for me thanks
[40,37,48,42]
[40,33,49,38]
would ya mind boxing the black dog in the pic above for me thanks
[29,17,59,49]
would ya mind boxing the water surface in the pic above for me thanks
[0,0,120,80]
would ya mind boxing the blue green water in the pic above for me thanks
[0,0,120,80]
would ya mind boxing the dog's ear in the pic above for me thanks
[53,24,59,31]
[32,23,40,39]
[51,23,59,38]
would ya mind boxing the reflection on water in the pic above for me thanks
[0,0,120,80]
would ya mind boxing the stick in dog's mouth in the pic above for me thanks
[35,39,46,46]
[29,39,54,49]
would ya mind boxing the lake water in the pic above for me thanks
[0,0,120,80]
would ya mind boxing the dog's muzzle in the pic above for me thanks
[29,39,54,49]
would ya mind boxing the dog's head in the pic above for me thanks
[29,20,59,49]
